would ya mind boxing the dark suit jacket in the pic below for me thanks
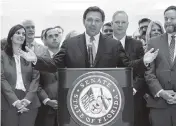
[37,50,58,113]
[35,33,145,73]
[1,51,41,110]
[118,36,146,91]
[145,33,176,108]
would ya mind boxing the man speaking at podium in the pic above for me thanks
[19,6,158,73]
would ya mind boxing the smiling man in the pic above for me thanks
[22,20,47,56]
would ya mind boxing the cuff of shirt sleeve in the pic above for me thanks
[43,98,51,105]
[12,100,20,107]
[133,88,137,94]
[155,89,164,97]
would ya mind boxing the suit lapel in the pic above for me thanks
[77,33,87,66]
[124,36,130,57]
[77,33,86,56]
[93,33,106,67]
[42,49,58,78]
[159,33,171,67]
[172,58,176,68]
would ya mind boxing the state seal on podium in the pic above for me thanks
[67,71,124,126]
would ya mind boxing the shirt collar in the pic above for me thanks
[47,48,60,58]
[168,33,176,44]
[113,35,126,41]
[48,49,54,58]
[120,35,126,43]
[27,40,35,47]
[85,32,100,44]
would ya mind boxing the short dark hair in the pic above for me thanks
[5,24,26,57]
[164,5,176,14]
[41,29,46,40]
[103,22,112,27]
[54,26,64,33]
[83,6,105,22]
[138,18,151,26]
[44,27,54,39]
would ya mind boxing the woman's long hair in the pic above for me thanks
[4,24,27,57]
[145,21,165,43]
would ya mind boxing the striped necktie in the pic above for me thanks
[88,36,96,67]
[169,35,175,64]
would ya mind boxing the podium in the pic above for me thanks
[58,68,134,126]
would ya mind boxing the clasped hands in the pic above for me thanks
[159,90,176,104]
[15,99,30,114]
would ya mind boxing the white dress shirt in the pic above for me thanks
[14,54,26,92]
[85,32,100,54]
[113,35,126,49]
[12,54,27,106]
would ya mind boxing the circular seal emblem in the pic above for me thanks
[67,71,124,126]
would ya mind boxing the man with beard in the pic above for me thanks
[35,28,61,126]
[145,6,176,126]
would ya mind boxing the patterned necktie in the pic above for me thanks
[88,36,96,67]
[169,35,175,64]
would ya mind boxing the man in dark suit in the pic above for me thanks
[35,28,61,126]
[111,10,150,126]
[145,6,176,126]
[20,6,158,73]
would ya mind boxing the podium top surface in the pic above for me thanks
[58,67,132,71]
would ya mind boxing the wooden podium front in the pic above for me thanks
[58,68,133,126]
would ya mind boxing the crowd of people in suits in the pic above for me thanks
[1,5,176,126]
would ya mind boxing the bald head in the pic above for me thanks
[112,11,129,38]
[22,20,35,41]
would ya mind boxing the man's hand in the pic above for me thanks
[15,100,24,110]
[143,48,159,64]
[167,92,176,104]
[159,90,174,101]
[46,100,58,110]
[18,107,29,113]
[18,46,37,62]
[21,99,31,107]
[15,100,29,113]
